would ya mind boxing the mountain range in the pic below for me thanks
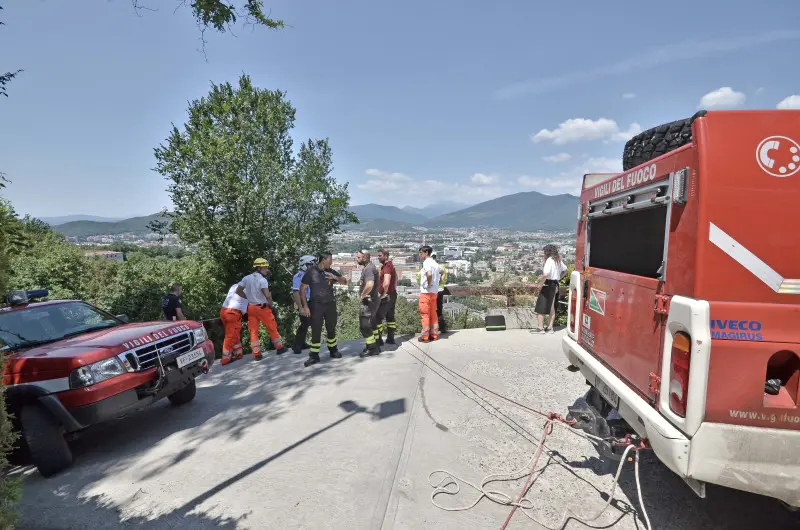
[47,191,579,238]
[37,214,125,225]
[53,213,168,238]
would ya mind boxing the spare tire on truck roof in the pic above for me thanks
[622,111,707,171]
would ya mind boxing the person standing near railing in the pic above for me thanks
[534,244,568,334]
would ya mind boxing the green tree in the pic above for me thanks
[2,1,285,100]
[153,74,355,313]
[0,6,21,99]
[133,0,283,32]
[0,176,22,527]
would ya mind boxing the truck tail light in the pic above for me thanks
[569,289,577,333]
[669,332,692,417]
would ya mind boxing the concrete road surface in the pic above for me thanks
[14,329,800,529]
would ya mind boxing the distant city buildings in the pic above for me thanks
[83,250,124,262]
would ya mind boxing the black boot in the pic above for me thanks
[360,343,380,358]
[386,331,395,345]
[292,347,303,355]
[329,346,342,359]
[376,336,384,347]
[302,342,311,349]
[304,354,320,367]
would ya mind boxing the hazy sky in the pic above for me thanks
[1,0,798,218]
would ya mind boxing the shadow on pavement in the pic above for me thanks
[14,350,368,528]
[176,398,406,517]
[555,447,800,530]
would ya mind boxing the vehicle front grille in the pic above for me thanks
[129,332,194,371]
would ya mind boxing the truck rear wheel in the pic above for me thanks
[622,116,697,171]
[19,405,73,477]
[167,378,196,406]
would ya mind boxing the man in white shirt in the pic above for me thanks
[418,245,441,342]
[236,258,287,360]
[219,281,249,365]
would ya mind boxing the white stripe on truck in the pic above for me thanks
[708,222,799,294]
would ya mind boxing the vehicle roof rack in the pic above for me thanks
[5,289,49,307]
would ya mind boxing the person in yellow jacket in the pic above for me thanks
[417,252,448,334]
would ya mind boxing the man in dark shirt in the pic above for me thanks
[357,249,381,357]
[162,283,186,321]
[299,251,347,367]
[375,248,398,345]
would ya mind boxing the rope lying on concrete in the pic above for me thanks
[402,338,652,530]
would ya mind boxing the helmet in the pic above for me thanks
[253,258,269,268]
[298,255,316,272]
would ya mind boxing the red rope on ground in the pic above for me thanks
[499,419,555,530]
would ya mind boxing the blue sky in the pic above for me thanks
[1,0,798,218]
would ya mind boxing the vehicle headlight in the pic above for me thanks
[69,357,126,389]
[193,326,207,345]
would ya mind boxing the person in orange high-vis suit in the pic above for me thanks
[236,258,288,361]
[219,282,248,365]
[417,245,441,342]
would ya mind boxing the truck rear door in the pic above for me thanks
[579,162,681,402]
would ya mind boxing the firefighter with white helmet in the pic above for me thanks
[291,255,316,354]
[236,258,288,360]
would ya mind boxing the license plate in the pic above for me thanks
[177,348,205,368]
[595,375,620,409]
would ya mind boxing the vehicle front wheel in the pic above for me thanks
[19,405,73,477]
[168,378,197,406]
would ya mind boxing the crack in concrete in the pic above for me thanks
[418,376,449,432]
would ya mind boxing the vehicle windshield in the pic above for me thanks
[0,302,121,352]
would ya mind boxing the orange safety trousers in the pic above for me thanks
[247,304,283,356]
[219,307,244,364]
[418,292,440,340]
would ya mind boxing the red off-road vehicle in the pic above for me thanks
[1,290,215,477]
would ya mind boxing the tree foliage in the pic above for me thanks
[153,74,356,311]
[0,176,21,528]
[133,0,283,32]
[0,6,21,99]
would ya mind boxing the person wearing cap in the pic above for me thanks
[299,251,348,367]
[291,255,316,355]
[236,258,288,360]
[219,280,248,365]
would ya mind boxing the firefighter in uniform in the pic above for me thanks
[299,251,347,367]
[219,282,248,365]
[292,255,316,354]
[375,248,398,345]
[356,249,381,357]
[418,245,441,342]
[236,258,288,360]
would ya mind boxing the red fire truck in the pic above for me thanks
[1,290,215,477]
[562,110,800,509]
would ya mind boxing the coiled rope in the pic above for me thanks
[402,338,652,530]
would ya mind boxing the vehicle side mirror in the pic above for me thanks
[116,314,129,323]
